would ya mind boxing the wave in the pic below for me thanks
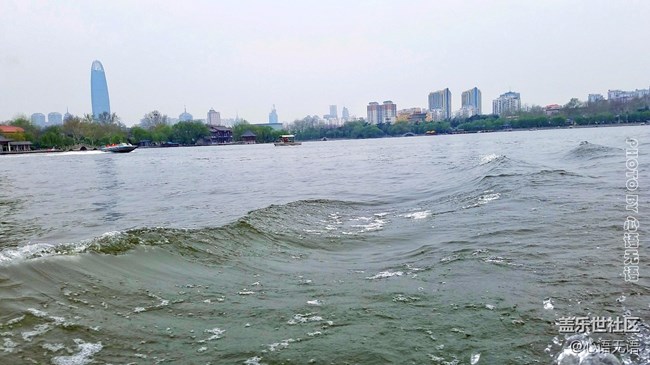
[0,199,394,266]
[566,141,622,160]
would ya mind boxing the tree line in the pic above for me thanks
[1,111,293,149]
[4,95,649,148]
[286,95,650,139]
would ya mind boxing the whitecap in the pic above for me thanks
[244,356,264,365]
[543,298,554,310]
[402,210,431,220]
[42,343,66,352]
[5,315,25,326]
[478,192,500,204]
[2,338,17,353]
[204,327,225,341]
[268,338,295,352]
[365,271,403,280]
[22,324,51,342]
[287,313,323,325]
[51,339,102,365]
[479,153,501,165]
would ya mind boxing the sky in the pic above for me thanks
[1,0,649,126]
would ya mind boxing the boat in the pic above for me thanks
[274,135,302,146]
[101,142,138,153]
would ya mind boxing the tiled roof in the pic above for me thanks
[0,125,25,133]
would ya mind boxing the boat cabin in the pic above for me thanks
[279,135,296,143]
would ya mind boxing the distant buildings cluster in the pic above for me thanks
[366,87,522,123]
[588,87,650,104]
[29,110,72,128]
[17,59,650,130]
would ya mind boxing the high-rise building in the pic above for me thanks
[207,108,221,125]
[269,105,278,124]
[341,107,350,122]
[492,91,521,115]
[179,107,193,121]
[329,105,338,119]
[588,94,605,103]
[608,88,650,102]
[428,88,452,119]
[461,87,482,115]
[48,112,63,125]
[30,113,46,126]
[367,101,397,124]
[90,60,111,119]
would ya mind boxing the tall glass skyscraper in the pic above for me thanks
[91,60,111,119]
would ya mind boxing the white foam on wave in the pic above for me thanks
[204,327,225,341]
[49,151,104,157]
[306,300,322,306]
[51,339,103,365]
[365,271,404,280]
[479,153,502,165]
[2,337,17,353]
[42,343,66,352]
[267,338,295,352]
[0,229,133,266]
[402,210,431,220]
[244,356,265,365]
[478,192,500,204]
[22,324,51,342]
[543,298,554,310]
[4,315,26,326]
[21,308,68,342]
[287,313,323,325]
[346,215,388,234]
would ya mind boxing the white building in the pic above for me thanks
[207,108,221,125]
[456,105,478,119]
[608,88,650,102]
[428,109,446,122]
[492,91,521,116]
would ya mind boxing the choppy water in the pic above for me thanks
[1,127,649,365]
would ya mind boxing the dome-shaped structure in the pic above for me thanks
[179,107,193,121]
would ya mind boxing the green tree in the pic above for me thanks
[9,117,39,141]
[172,121,210,145]
[129,126,152,143]
[150,124,173,143]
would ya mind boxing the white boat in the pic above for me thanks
[101,143,138,153]
[274,135,302,146]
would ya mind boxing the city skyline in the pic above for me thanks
[1,1,649,126]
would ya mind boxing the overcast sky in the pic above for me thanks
[1,0,649,126]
